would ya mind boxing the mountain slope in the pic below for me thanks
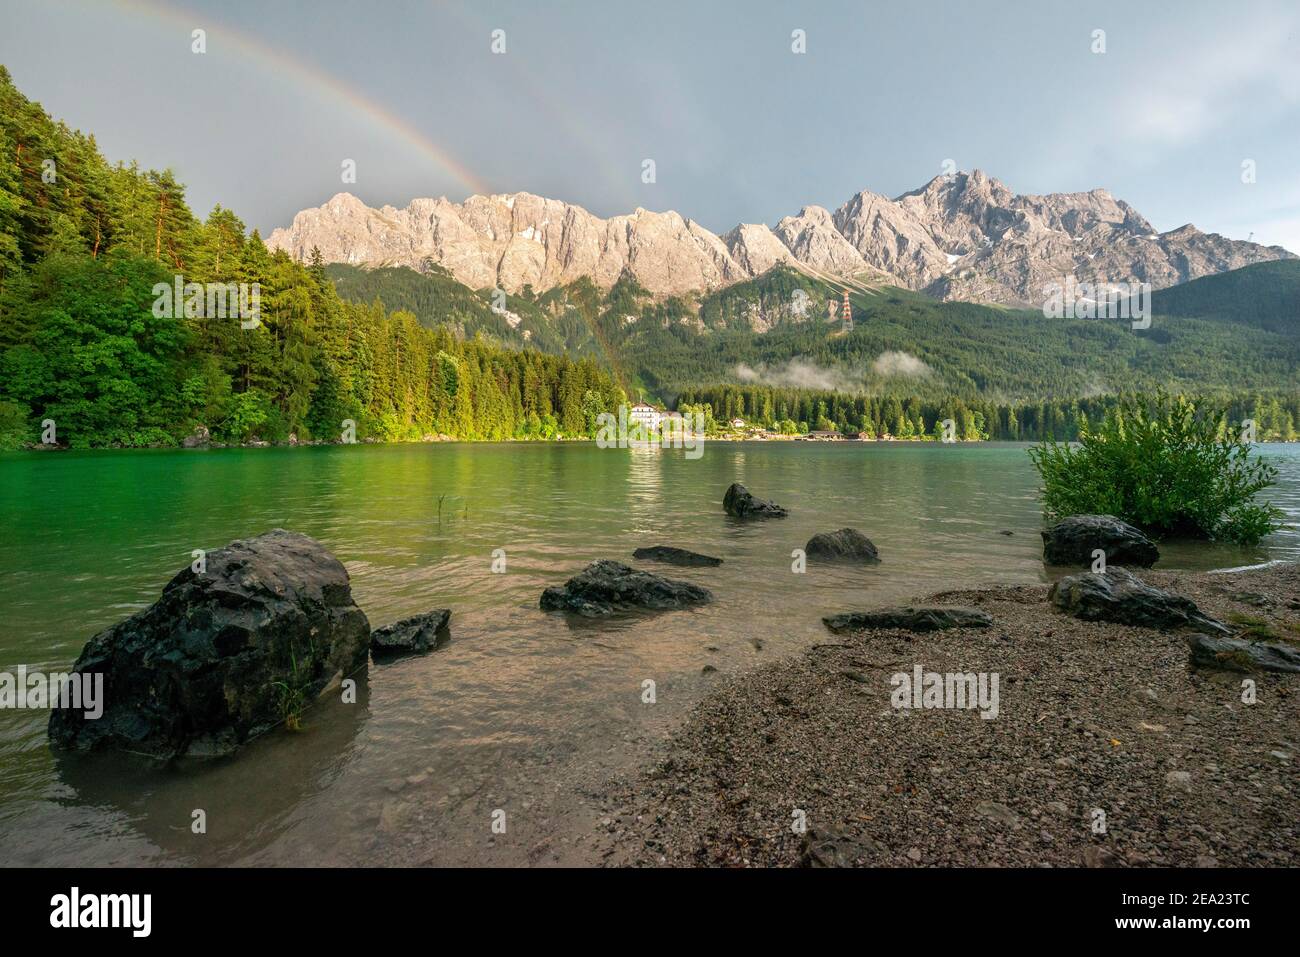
[324,261,1300,404]
[269,171,1294,306]
[1143,259,1300,335]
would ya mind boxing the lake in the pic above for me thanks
[1,441,1297,865]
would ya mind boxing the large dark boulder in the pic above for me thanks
[540,559,713,617]
[48,529,371,760]
[371,609,451,660]
[806,528,880,563]
[632,546,723,567]
[1186,632,1300,673]
[1041,514,1158,568]
[823,606,992,633]
[723,483,788,519]
[1049,568,1228,632]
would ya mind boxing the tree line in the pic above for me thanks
[0,66,623,449]
[678,385,1300,442]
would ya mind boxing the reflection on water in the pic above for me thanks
[0,442,1296,865]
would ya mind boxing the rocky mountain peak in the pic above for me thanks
[267,174,1295,306]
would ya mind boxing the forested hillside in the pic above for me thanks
[2,63,1293,452]
[0,66,622,448]
[1142,259,1300,335]
[322,261,1299,406]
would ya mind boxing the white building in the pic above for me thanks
[628,402,662,433]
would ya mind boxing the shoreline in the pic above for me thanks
[7,434,1005,453]
[590,562,1300,867]
[10,437,1300,455]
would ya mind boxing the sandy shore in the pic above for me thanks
[594,562,1300,867]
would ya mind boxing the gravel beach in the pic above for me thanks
[596,562,1300,867]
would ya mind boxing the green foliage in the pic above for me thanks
[1144,260,1300,336]
[1027,393,1283,545]
[3,65,1296,455]
[676,383,1299,445]
[271,640,316,732]
[0,68,623,448]
[1,250,188,446]
[0,398,29,449]
[327,260,1300,408]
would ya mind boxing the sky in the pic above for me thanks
[2,0,1298,251]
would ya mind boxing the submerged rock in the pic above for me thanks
[1186,632,1300,673]
[805,528,880,563]
[823,606,992,633]
[371,609,451,660]
[632,545,723,567]
[1049,567,1228,632]
[722,483,788,519]
[540,559,712,617]
[1041,514,1159,568]
[48,529,371,760]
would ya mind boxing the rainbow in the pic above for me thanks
[108,0,491,197]
[95,0,639,391]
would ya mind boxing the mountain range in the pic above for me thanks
[321,257,1300,406]
[268,170,1295,306]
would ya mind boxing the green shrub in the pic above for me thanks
[1028,393,1282,546]
[0,400,30,450]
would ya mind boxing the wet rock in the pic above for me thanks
[823,606,993,634]
[1042,514,1159,568]
[805,528,880,563]
[1185,632,1300,673]
[48,529,371,760]
[540,559,712,617]
[632,545,722,567]
[371,609,451,660]
[722,483,788,519]
[1049,568,1228,633]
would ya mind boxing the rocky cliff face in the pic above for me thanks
[267,171,1294,305]
[268,191,747,298]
